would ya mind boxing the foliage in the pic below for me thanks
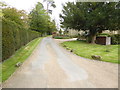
[2,5,40,61]
[110,34,120,45]
[43,0,56,14]
[97,33,110,37]
[77,33,86,40]
[29,2,57,36]
[2,37,42,82]
[59,29,62,35]
[54,36,71,39]
[2,18,40,61]
[1,2,57,61]
[60,2,119,43]
[61,40,118,63]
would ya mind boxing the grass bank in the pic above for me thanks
[2,37,43,82]
[61,40,119,64]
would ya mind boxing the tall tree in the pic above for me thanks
[29,2,56,36]
[60,2,119,43]
[43,0,56,14]
[2,6,28,29]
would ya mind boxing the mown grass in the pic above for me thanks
[61,40,119,64]
[2,37,43,82]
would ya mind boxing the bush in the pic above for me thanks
[98,33,110,37]
[53,36,71,39]
[110,34,120,45]
[2,19,40,61]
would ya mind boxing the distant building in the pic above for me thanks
[67,29,119,36]
[67,28,84,36]
[102,30,119,34]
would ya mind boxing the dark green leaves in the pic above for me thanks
[29,2,57,35]
[60,2,119,31]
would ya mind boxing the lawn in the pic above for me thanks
[2,37,43,82]
[61,40,119,64]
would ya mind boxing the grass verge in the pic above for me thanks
[2,37,43,82]
[61,40,119,64]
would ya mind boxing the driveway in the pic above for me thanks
[3,37,118,88]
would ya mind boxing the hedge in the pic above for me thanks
[2,19,40,61]
[98,33,110,37]
[110,34,120,45]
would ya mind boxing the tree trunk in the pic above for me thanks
[90,34,96,44]
[87,33,97,44]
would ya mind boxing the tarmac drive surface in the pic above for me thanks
[3,37,118,88]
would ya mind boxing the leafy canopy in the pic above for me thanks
[29,2,57,35]
[60,2,119,43]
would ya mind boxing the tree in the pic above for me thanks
[60,2,119,43]
[43,0,56,14]
[2,3,40,60]
[29,2,56,36]
[59,29,62,35]
[2,5,28,30]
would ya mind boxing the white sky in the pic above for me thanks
[1,0,75,29]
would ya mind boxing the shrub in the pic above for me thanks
[2,19,40,61]
[53,36,71,39]
[110,34,120,45]
[98,33,110,37]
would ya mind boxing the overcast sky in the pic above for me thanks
[1,0,75,29]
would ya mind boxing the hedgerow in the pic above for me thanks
[2,18,40,61]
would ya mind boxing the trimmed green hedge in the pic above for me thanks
[98,33,110,37]
[53,36,71,39]
[2,19,40,61]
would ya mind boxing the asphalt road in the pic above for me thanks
[3,37,118,88]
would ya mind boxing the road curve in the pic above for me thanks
[3,37,118,88]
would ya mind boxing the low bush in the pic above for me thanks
[53,36,71,39]
[110,34,120,45]
[98,33,110,37]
